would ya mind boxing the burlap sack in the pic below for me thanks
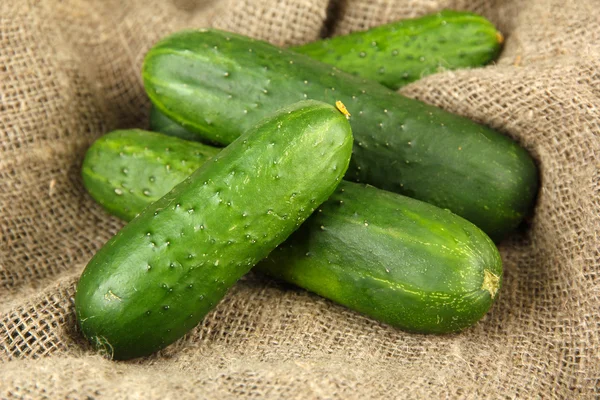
[1,0,598,398]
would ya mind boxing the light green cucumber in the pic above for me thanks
[291,10,503,90]
[82,131,503,334]
[75,100,353,360]
[82,129,220,221]
[142,28,538,240]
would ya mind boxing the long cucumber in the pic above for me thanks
[291,10,503,90]
[258,180,502,333]
[142,29,538,240]
[151,11,503,140]
[75,100,353,360]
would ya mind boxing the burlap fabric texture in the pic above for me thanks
[1,0,599,398]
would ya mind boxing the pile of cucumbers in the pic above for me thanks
[75,11,538,360]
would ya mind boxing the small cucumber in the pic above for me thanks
[81,131,503,333]
[75,100,353,360]
[142,28,538,240]
[82,129,220,220]
[291,10,503,90]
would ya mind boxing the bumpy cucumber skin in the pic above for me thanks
[148,11,501,137]
[291,10,503,90]
[256,181,502,333]
[142,29,538,240]
[81,133,502,333]
[82,129,220,221]
[75,100,353,360]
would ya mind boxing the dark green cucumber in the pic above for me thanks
[82,129,220,221]
[257,181,502,333]
[75,100,353,360]
[82,131,502,333]
[292,10,503,90]
[149,11,502,138]
[142,29,538,240]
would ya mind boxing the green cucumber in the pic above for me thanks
[257,181,502,333]
[142,29,538,240]
[291,10,503,90]
[82,129,220,221]
[82,130,502,333]
[75,100,353,360]
[149,11,502,138]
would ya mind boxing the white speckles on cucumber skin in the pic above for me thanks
[254,181,502,333]
[76,101,352,360]
[83,130,220,222]
[144,28,534,238]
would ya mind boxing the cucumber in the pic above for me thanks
[257,181,502,333]
[291,10,503,90]
[75,100,353,360]
[149,11,502,138]
[82,129,220,221]
[142,29,538,240]
[82,131,502,333]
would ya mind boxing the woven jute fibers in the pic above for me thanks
[1,0,599,398]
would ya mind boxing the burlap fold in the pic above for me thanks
[1,0,598,398]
